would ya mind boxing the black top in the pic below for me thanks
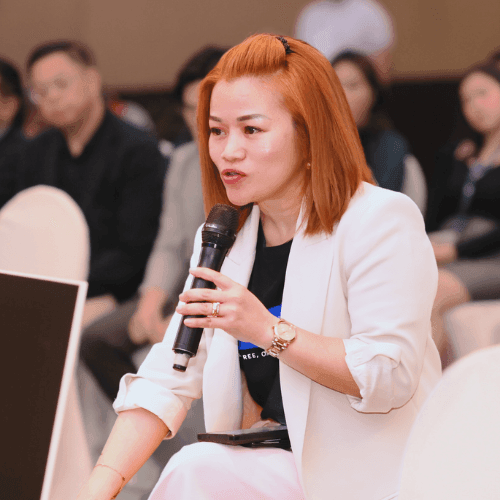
[426,143,500,258]
[0,111,166,301]
[359,129,409,192]
[0,125,24,164]
[239,223,292,425]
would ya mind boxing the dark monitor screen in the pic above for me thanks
[0,271,82,499]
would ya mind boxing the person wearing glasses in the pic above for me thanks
[0,41,165,321]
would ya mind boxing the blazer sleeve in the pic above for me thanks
[113,225,206,437]
[341,190,438,413]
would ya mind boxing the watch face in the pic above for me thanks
[276,321,296,342]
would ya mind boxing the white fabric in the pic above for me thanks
[295,0,394,61]
[444,301,500,361]
[0,185,90,280]
[0,185,92,500]
[148,442,303,500]
[401,155,427,216]
[399,345,500,499]
[114,183,441,500]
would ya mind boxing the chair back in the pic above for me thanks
[399,345,500,499]
[402,155,427,216]
[0,185,90,280]
[0,185,92,499]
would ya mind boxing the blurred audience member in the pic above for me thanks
[332,51,418,193]
[0,58,25,157]
[426,57,500,358]
[295,0,394,81]
[0,41,165,324]
[80,46,226,401]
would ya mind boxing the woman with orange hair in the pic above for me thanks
[78,34,440,500]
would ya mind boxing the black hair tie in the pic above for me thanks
[276,36,294,55]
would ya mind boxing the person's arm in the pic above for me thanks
[456,227,500,258]
[0,135,24,208]
[177,192,437,412]
[129,143,204,343]
[77,408,168,500]
[128,287,169,344]
[425,147,461,232]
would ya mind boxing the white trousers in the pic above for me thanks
[148,442,304,500]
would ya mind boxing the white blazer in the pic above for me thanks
[115,182,441,500]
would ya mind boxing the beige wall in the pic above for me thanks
[0,0,499,88]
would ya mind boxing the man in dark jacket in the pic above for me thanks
[0,41,165,318]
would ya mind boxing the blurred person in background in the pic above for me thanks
[426,56,500,359]
[0,58,25,159]
[332,51,420,194]
[80,46,226,402]
[295,0,394,82]
[0,41,165,325]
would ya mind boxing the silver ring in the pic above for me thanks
[209,302,220,318]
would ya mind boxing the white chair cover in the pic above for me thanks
[0,185,90,280]
[0,185,92,499]
[402,155,427,216]
[399,345,500,500]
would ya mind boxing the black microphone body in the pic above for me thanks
[173,205,239,371]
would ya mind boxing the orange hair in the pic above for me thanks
[197,34,374,235]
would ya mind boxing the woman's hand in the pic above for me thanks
[176,267,276,349]
[432,242,458,265]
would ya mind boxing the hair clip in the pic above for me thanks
[276,36,294,55]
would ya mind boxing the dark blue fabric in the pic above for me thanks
[360,129,409,192]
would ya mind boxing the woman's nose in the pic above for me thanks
[221,132,245,161]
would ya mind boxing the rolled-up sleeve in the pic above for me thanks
[113,226,206,437]
[342,191,438,413]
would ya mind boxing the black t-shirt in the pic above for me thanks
[239,223,292,424]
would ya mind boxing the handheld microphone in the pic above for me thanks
[172,204,239,371]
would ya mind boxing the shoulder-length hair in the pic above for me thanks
[197,34,374,235]
[331,51,393,133]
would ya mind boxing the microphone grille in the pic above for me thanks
[202,204,239,247]
[206,204,240,229]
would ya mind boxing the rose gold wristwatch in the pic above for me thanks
[265,319,297,358]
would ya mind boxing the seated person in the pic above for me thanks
[426,56,500,358]
[0,41,165,317]
[0,58,25,159]
[80,46,226,401]
[332,51,420,194]
[77,34,440,500]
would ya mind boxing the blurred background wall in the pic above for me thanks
[1,0,499,89]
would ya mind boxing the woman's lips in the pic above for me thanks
[221,169,246,185]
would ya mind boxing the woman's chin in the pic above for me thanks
[225,192,253,208]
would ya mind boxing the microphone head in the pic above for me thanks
[202,204,239,248]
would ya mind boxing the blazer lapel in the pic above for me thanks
[202,206,260,431]
[280,208,336,478]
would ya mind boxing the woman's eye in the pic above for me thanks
[245,126,260,134]
[210,127,223,136]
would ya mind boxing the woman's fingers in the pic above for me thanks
[178,287,225,304]
[176,300,222,317]
[188,267,235,290]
